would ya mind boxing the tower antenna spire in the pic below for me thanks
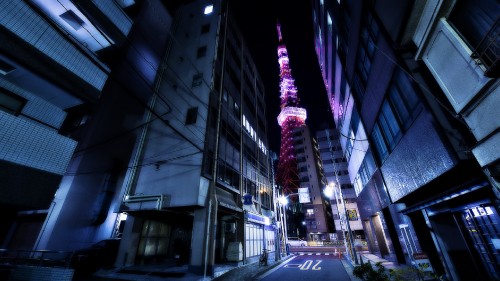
[277,21,283,42]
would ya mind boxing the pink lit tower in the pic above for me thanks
[275,23,307,197]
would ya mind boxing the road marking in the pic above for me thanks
[312,260,322,270]
[255,256,296,280]
[284,264,302,268]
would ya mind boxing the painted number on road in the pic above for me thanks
[300,260,322,270]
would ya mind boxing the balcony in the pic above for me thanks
[422,19,490,113]
[471,17,499,78]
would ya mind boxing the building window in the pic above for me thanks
[0,59,15,75]
[351,109,360,136]
[192,73,203,87]
[387,70,420,130]
[379,100,402,149]
[448,0,499,76]
[344,127,355,160]
[201,24,210,34]
[353,12,379,101]
[59,10,84,31]
[0,88,26,116]
[449,0,497,45]
[372,123,389,161]
[371,70,421,163]
[185,107,198,125]
[197,46,207,58]
[359,150,376,186]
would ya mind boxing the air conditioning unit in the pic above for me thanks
[225,223,236,233]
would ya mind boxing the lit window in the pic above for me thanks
[204,4,213,15]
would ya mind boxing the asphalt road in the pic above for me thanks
[256,254,352,281]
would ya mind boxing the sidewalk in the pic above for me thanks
[357,251,400,270]
[88,253,293,281]
[84,252,395,281]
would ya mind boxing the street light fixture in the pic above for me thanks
[277,193,290,257]
[277,192,305,256]
[324,183,359,264]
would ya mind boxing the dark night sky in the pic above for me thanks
[231,0,331,153]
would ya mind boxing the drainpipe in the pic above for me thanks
[204,0,227,278]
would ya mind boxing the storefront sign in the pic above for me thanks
[245,212,269,225]
[243,193,253,205]
[413,253,433,273]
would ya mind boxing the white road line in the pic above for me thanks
[255,256,297,280]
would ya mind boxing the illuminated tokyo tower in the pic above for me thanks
[275,23,307,196]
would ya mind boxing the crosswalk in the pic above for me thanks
[293,252,341,256]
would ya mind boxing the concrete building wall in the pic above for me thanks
[312,0,500,278]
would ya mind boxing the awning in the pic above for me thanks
[400,182,489,215]
[216,188,242,212]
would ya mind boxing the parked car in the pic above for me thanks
[71,238,120,275]
[287,237,306,247]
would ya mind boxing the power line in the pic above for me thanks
[49,2,272,179]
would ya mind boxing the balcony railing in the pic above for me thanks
[0,249,73,268]
[471,17,500,78]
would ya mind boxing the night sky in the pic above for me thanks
[231,0,331,153]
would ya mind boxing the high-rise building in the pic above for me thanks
[275,24,333,242]
[295,126,335,242]
[316,128,363,241]
[1,0,276,277]
[113,1,275,274]
[312,0,499,279]
[0,0,160,251]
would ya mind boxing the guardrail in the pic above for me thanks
[0,249,74,268]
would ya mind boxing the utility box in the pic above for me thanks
[226,242,243,261]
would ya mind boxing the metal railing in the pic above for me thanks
[471,17,499,78]
[0,249,73,268]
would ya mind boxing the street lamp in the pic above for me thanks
[277,194,290,256]
[278,192,305,255]
[324,183,359,264]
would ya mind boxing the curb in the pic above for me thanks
[252,256,295,280]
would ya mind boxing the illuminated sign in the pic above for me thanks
[246,212,270,225]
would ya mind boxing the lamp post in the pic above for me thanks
[278,191,307,255]
[277,194,290,256]
[324,183,358,264]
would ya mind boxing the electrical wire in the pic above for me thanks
[50,1,273,178]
